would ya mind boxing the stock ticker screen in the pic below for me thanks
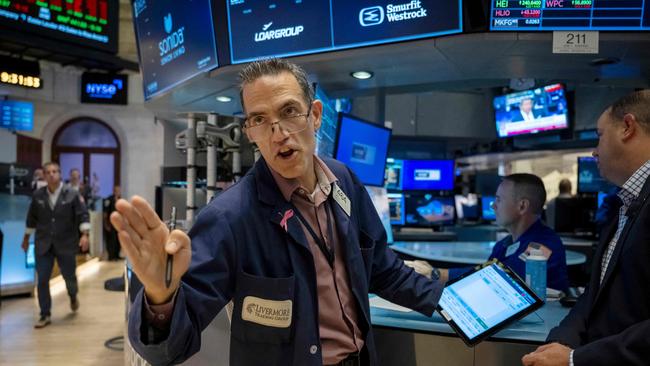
[0,0,118,53]
[491,0,650,30]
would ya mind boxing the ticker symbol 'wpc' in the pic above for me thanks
[359,6,384,27]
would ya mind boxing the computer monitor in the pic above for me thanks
[401,159,455,191]
[334,113,391,186]
[554,197,597,234]
[365,186,394,244]
[404,193,455,227]
[384,158,404,191]
[494,83,569,138]
[387,192,405,226]
[577,156,615,193]
[481,195,496,221]
[455,194,479,221]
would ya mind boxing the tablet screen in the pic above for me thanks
[438,263,541,344]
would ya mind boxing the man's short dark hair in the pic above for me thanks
[503,173,547,215]
[43,162,60,171]
[608,89,650,133]
[558,178,572,194]
[238,59,314,113]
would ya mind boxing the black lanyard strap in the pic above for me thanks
[291,201,335,267]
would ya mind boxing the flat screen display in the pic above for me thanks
[366,186,394,244]
[577,156,615,193]
[81,73,128,105]
[0,0,118,53]
[481,195,496,221]
[401,159,455,191]
[490,0,650,31]
[388,192,406,226]
[404,192,455,227]
[0,100,33,131]
[334,113,391,187]
[227,0,462,63]
[494,84,569,138]
[314,84,338,159]
[438,263,542,346]
[132,0,218,100]
[385,158,404,191]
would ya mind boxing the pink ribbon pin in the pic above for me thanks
[280,209,294,232]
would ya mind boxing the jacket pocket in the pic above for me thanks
[231,271,295,344]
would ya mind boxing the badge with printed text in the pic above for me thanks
[505,241,520,257]
[332,183,351,216]
[241,296,292,328]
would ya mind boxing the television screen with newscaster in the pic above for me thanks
[334,113,391,187]
[494,83,569,138]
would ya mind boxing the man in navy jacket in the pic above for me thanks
[522,90,650,365]
[111,59,444,365]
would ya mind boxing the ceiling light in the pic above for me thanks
[351,71,373,80]
[216,96,232,102]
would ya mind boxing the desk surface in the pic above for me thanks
[370,296,570,344]
[390,241,587,266]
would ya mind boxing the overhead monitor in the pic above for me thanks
[385,158,404,191]
[81,73,128,105]
[481,195,496,221]
[0,0,119,53]
[404,192,455,227]
[366,186,394,244]
[494,84,569,138]
[491,1,650,31]
[334,113,391,187]
[227,0,463,64]
[0,100,34,131]
[314,84,338,158]
[401,159,455,191]
[388,192,406,226]
[577,156,616,193]
[132,0,219,100]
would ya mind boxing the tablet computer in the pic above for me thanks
[436,260,544,346]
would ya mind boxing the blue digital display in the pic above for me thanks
[81,73,128,105]
[494,84,569,138]
[227,0,462,63]
[577,156,615,193]
[404,193,455,227]
[132,0,218,100]
[491,0,650,31]
[0,100,33,131]
[335,114,391,187]
[314,84,339,158]
[401,159,455,191]
[481,195,496,221]
[388,192,406,225]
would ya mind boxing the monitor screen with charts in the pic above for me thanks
[437,262,543,346]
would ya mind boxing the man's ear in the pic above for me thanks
[519,198,530,215]
[311,100,323,131]
[620,113,638,142]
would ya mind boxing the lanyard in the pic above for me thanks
[291,201,336,268]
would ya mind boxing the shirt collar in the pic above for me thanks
[47,182,63,196]
[269,155,338,202]
[512,218,544,244]
[618,159,650,206]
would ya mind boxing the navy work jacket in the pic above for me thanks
[128,157,443,366]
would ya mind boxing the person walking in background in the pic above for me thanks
[103,185,121,261]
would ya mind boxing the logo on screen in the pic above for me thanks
[164,13,173,34]
[359,6,384,26]
[350,142,377,165]
[413,169,441,182]
[254,23,305,42]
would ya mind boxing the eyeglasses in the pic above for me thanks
[243,105,312,142]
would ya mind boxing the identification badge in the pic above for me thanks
[505,241,520,258]
[241,296,292,328]
[332,183,351,216]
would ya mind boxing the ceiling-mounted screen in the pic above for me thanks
[494,83,569,138]
[227,0,462,64]
[490,1,650,31]
[0,0,118,53]
[132,0,218,100]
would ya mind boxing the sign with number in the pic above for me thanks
[552,31,599,54]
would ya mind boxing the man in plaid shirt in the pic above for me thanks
[522,90,650,366]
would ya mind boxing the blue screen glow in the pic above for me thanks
[335,114,391,186]
[0,100,33,131]
[481,195,496,221]
[578,156,615,193]
[401,159,455,191]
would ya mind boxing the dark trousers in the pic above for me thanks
[105,230,120,260]
[35,247,78,316]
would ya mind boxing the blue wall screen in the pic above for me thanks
[401,159,455,191]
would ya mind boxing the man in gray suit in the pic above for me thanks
[22,162,90,328]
